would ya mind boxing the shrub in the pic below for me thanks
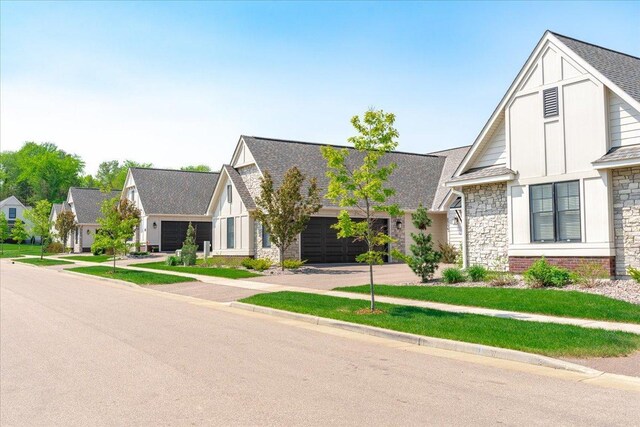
[523,258,572,288]
[628,266,640,284]
[466,265,488,282]
[438,242,459,264]
[442,267,465,284]
[574,261,609,288]
[241,258,256,269]
[404,205,442,282]
[241,258,273,271]
[488,272,518,287]
[283,259,306,269]
[180,223,198,266]
[46,242,64,254]
[166,255,180,266]
[92,246,105,256]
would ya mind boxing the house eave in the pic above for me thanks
[445,173,515,188]
[592,158,640,170]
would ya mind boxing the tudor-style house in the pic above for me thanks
[121,168,219,252]
[446,31,640,277]
[207,136,468,263]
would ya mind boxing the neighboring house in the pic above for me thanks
[207,136,468,263]
[49,202,70,242]
[122,168,219,252]
[446,31,640,277]
[0,196,32,239]
[64,188,121,252]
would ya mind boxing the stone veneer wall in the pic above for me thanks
[463,183,509,271]
[612,166,640,276]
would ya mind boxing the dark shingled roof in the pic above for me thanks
[447,166,515,184]
[222,165,256,209]
[593,145,640,164]
[242,136,447,210]
[553,32,640,103]
[130,168,219,216]
[69,188,121,224]
[428,146,471,210]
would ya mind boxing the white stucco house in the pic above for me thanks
[207,136,468,263]
[121,168,219,252]
[0,196,32,240]
[446,31,640,277]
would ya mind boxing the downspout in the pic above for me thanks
[451,188,468,269]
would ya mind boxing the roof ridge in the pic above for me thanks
[243,135,442,158]
[550,31,640,61]
[70,187,120,192]
[427,145,472,155]
[131,167,220,175]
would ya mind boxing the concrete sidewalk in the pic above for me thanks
[86,261,640,335]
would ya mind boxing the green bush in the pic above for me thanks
[523,258,572,288]
[241,258,256,269]
[166,255,180,266]
[46,242,64,254]
[283,259,306,269]
[241,258,273,271]
[466,265,488,282]
[438,242,459,264]
[628,266,640,284]
[442,267,465,284]
[92,246,105,256]
[488,272,518,287]
[180,223,198,266]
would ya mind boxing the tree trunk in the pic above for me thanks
[41,240,44,260]
[113,251,117,274]
[280,246,285,271]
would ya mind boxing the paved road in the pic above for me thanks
[1,262,639,426]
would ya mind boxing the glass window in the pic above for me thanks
[226,217,235,249]
[530,181,581,243]
[262,224,271,248]
[8,208,16,219]
[227,185,232,204]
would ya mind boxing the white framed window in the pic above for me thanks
[530,180,581,243]
[227,184,233,203]
[226,217,235,249]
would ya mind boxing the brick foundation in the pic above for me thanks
[509,256,615,277]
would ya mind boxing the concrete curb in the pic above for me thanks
[229,302,603,375]
[60,269,141,289]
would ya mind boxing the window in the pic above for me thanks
[261,224,271,248]
[226,217,235,249]
[8,208,16,219]
[129,189,136,202]
[530,181,581,243]
[227,184,233,203]
[543,87,559,118]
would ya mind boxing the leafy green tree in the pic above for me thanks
[252,167,322,270]
[10,218,30,252]
[24,200,53,259]
[80,174,100,188]
[0,212,9,255]
[95,160,153,191]
[55,210,76,253]
[403,204,441,282]
[322,109,402,311]
[91,197,141,272]
[180,165,211,172]
[180,222,198,266]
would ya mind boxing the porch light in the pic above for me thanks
[153,222,158,229]
[396,220,403,230]
[87,229,90,235]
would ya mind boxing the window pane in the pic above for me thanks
[226,218,235,249]
[262,224,271,248]
[558,211,581,241]
[532,212,554,241]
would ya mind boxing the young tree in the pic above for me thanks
[0,212,9,255]
[322,109,402,311]
[92,197,141,272]
[24,200,53,259]
[55,210,76,253]
[10,218,30,253]
[180,222,198,266]
[252,167,322,270]
[403,204,441,282]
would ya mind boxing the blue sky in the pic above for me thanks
[1,1,639,174]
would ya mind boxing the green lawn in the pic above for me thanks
[14,257,74,266]
[1,243,53,258]
[241,292,640,358]
[68,266,196,285]
[62,255,113,263]
[131,261,261,279]
[333,285,640,325]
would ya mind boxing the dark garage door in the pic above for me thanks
[301,217,388,263]
[161,221,212,252]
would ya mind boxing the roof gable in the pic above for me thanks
[129,168,219,216]
[0,196,27,208]
[67,188,121,224]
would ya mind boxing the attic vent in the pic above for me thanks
[543,87,559,118]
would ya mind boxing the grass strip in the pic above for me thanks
[241,291,640,358]
[68,266,195,285]
[334,285,640,325]
[131,261,261,279]
[14,257,74,266]
[61,255,113,263]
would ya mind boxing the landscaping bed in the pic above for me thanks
[67,266,195,285]
[130,261,261,279]
[240,291,640,358]
[334,285,640,324]
[14,257,75,267]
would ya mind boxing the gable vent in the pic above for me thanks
[543,87,559,118]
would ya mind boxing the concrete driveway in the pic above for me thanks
[247,262,451,289]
